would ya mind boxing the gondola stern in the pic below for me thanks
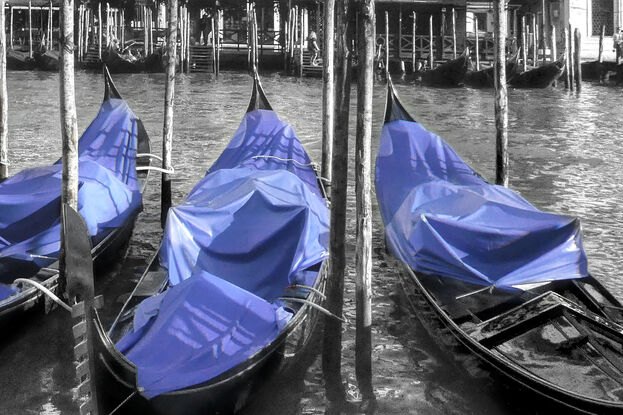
[384,75,416,124]
[246,68,273,113]
[103,65,123,101]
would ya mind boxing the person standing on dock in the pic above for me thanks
[613,27,623,64]
[308,31,320,66]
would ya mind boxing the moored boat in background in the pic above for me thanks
[464,50,520,88]
[509,54,565,88]
[418,48,470,87]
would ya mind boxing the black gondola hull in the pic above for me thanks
[509,58,565,88]
[419,52,470,87]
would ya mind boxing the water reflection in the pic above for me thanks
[0,70,622,414]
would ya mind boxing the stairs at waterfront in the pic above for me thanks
[189,45,214,73]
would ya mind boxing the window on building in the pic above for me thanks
[592,0,614,36]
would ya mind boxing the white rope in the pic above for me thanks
[250,155,314,167]
[455,284,495,300]
[14,278,71,312]
[136,153,163,162]
[136,166,174,174]
[286,284,326,300]
[0,159,10,166]
[278,296,343,322]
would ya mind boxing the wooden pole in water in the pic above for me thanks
[512,9,517,51]
[474,17,480,70]
[321,0,334,186]
[323,0,352,409]
[541,0,546,63]
[355,0,375,406]
[451,8,456,59]
[493,0,508,187]
[598,25,604,63]
[161,0,177,228]
[384,11,389,71]
[9,6,13,50]
[211,16,216,74]
[78,5,82,59]
[28,1,32,58]
[531,14,537,65]
[49,0,53,49]
[550,24,557,86]
[106,2,110,47]
[299,6,303,77]
[98,2,101,59]
[568,23,574,91]
[521,16,527,72]
[428,14,433,69]
[440,8,445,60]
[411,12,416,72]
[574,28,581,91]
[0,0,8,181]
[216,9,221,77]
[564,25,570,89]
[120,8,124,49]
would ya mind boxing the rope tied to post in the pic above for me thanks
[13,277,72,312]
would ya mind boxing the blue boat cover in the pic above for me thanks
[376,119,588,289]
[0,98,143,298]
[117,109,328,398]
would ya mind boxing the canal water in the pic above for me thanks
[0,70,622,414]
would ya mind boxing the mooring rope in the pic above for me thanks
[0,159,10,166]
[455,284,495,300]
[278,296,343,322]
[14,278,71,312]
[136,165,175,174]
[107,390,138,415]
[136,153,163,162]
[286,284,326,300]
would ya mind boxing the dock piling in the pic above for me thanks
[541,0,546,63]
[451,8,456,59]
[322,0,352,409]
[568,24,574,91]
[429,15,434,70]
[321,0,335,186]
[531,14,537,65]
[474,17,479,71]
[0,0,8,180]
[384,11,389,71]
[355,0,376,408]
[98,2,101,59]
[598,25,604,63]
[521,16,527,72]
[574,28,581,91]
[550,25,557,86]
[298,6,303,77]
[564,25,570,89]
[161,0,177,228]
[9,6,12,50]
[493,0,508,187]
[411,12,416,73]
[28,1,32,58]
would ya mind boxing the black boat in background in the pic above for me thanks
[91,71,329,414]
[7,49,35,70]
[418,48,470,87]
[464,50,520,88]
[33,49,60,71]
[0,68,152,325]
[509,54,565,88]
[376,78,623,414]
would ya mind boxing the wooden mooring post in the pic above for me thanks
[28,1,32,58]
[474,17,480,70]
[98,2,102,59]
[521,16,527,72]
[321,0,335,186]
[428,15,434,70]
[531,14,537,65]
[216,10,221,77]
[493,0,508,187]
[411,11,416,72]
[451,8,456,59]
[568,24,574,91]
[355,0,376,409]
[384,11,389,71]
[550,25,557,86]
[598,25,605,63]
[564,25,570,89]
[161,0,177,228]
[323,0,352,410]
[298,6,303,78]
[9,6,13,51]
[574,28,581,91]
[541,0,546,63]
[0,0,8,180]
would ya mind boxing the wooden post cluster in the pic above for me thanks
[355,0,375,406]
[161,0,178,227]
[323,0,352,408]
[574,28,581,91]
[321,0,335,185]
[493,0,508,187]
[0,0,8,180]
[428,15,434,69]
[474,17,480,70]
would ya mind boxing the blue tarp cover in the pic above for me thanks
[0,98,142,295]
[118,109,328,398]
[375,119,588,288]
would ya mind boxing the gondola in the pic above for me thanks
[143,48,166,73]
[376,77,623,414]
[7,49,35,70]
[0,67,152,325]
[33,49,59,71]
[91,70,330,414]
[464,50,520,88]
[508,54,565,88]
[418,48,470,87]
[581,60,620,82]
[103,46,145,74]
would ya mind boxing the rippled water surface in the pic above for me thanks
[1,70,622,414]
